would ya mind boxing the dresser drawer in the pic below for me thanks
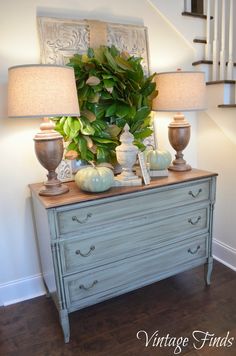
[55,180,210,236]
[60,206,209,275]
[63,235,208,310]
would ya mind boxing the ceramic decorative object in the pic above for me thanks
[75,165,114,192]
[147,149,172,170]
[146,148,172,177]
[114,124,142,186]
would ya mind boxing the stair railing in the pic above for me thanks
[205,0,234,81]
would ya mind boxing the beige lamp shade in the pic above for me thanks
[8,64,80,118]
[152,71,206,112]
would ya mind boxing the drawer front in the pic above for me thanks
[64,235,208,310]
[60,206,209,275]
[56,180,210,236]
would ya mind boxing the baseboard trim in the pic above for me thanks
[213,239,236,271]
[0,274,46,306]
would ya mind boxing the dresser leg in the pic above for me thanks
[59,309,70,343]
[205,257,213,286]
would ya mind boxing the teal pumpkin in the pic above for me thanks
[75,166,114,192]
[147,149,172,170]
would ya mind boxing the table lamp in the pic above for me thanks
[8,64,80,196]
[152,70,206,171]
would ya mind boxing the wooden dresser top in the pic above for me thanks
[29,169,217,209]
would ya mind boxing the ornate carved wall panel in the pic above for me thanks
[37,16,150,74]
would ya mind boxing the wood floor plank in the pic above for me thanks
[0,261,235,356]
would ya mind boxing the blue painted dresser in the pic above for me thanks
[30,169,217,342]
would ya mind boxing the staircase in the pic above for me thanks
[182,0,236,108]
[150,0,236,268]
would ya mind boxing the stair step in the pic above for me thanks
[181,11,213,20]
[218,104,236,108]
[193,38,207,44]
[193,60,213,66]
[206,81,235,108]
[206,80,236,85]
[193,60,236,66]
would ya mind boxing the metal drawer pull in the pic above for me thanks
[75,245,95,257]
[188,216,201,225]
[72,213,92,224]
[188,245,200,254]
[79,280,98,291]
[188,188,202,198]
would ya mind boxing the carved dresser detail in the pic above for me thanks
[29,169,217,342]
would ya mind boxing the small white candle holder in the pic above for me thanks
[114,124,142,186]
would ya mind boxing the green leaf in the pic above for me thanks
[133,127,153,140]
[107,124,122,138]
[91,119,108,134]
[94,105,106,120]
[69,118,81,139]
[142,115,152,128]
[104,48,120,72]
[141,81,156,97]
[110,45,119,57]
[103,79,115,88]
[78,85,89,100]
[81,109,96,122]
[133,106,150,122]
[96,146,110,163]
[67,141,78,151]
[93,47,105,63]
[93,137,117,144]
[133,140,146,151]
[115,56,134,71]
[92,83,103,92]
[59,116,67,125]
[116,104,131,118]
[87,92,100,103]
[78,136,88,160]
[116,117,127,128]
[85,150,95,161]
[105,103,117,117]
[54,125,66,137]
[79,117,95,136]
[63,117,73,137]
[100,91,112,100]
[102,74,118,81]
[77,80,85,89]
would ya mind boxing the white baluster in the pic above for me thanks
[212,0,219,81]
[184,0,187,12]
[227,0,234,80]
[220,0,226,80]
[205,0,212,60]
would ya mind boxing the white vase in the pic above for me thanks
[115,124,141,185]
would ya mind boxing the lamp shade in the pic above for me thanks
[152,71,206,112]
[8,64,80,118]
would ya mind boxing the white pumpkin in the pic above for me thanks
[75,166,114,192]
[147,149,172,170]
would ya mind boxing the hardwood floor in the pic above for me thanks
[1,261,236,356]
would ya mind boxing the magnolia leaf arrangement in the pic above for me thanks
[54,45,158,164]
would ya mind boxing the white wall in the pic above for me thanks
[0,0,195,305]
[148,0,206,59]
[197,110,236,270]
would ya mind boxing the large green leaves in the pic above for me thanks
[55,45,158,163]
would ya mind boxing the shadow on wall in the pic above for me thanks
[197,111,236,250]
[36,6,144,26]
[0,82,7,122]
[205,108,236,145]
